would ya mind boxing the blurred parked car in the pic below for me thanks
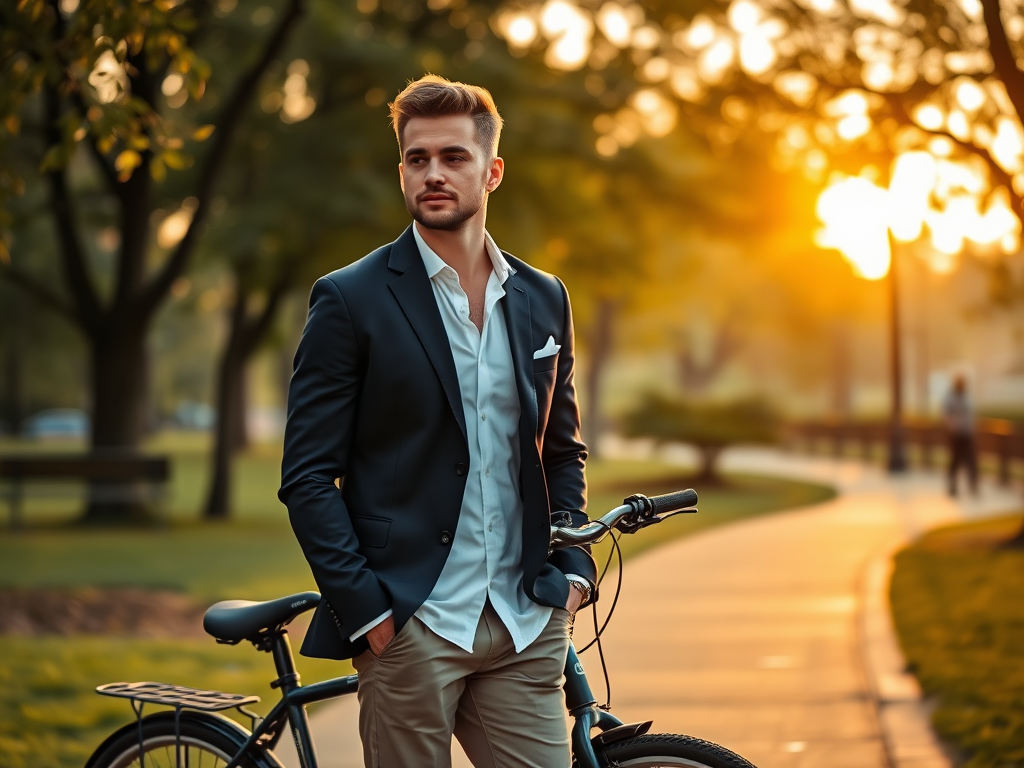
[174,400,215,430]
[22,409,90,439]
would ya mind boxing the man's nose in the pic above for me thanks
[424,159,445,185]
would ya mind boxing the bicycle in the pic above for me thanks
[85,488,758,768]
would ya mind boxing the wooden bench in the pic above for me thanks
[0,453,170,528]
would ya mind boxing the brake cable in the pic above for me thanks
[575,518,625,710]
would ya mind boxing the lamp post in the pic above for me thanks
[818,152,1020,475]
[886,231,908,473]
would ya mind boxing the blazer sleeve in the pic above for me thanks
[279,277,392,636]
[542,278,598,599]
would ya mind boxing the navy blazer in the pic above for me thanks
[279,226,596,660]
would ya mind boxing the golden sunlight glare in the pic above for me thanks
[540,0,577,36]
[739,32,776,75]
[699,39,735,83]
[955,78,986,112]
[157,208,193,249]
[815,176,891,280]
[681,15,717,50]
[991,116,1024,173]
[505,14,538,47]
[539,0,592,69]
[88,50,128,104]
[818,153,1021,278]
[913,104,945,131]
[727,0,762,34]
[597,2,633,47]
[889,151,936,242]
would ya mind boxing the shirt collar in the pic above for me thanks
[412,222,515,285]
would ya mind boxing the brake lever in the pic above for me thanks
[613,503,698,535]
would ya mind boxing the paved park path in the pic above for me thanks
[279,449,1022,768]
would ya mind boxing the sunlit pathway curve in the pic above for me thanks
[585,449,1020,768]
[279,450,1021,768]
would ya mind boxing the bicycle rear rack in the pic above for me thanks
[96,682,262,768]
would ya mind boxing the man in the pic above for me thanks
[279,75,596,768]
[943,373,978,497]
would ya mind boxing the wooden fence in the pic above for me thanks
[784,418,1024,486]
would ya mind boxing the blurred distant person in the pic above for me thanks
[279,75,595,767]
[943,374,978,497]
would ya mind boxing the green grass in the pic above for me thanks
[891,514,1024,768]
[0,441,834,768]
[0,635,346,768]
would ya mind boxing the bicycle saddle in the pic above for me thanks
[203,591,322,642]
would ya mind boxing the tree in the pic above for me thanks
[0,0,305,520]
[623,391,777,481]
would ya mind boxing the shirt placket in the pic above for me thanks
[478,288,496,587]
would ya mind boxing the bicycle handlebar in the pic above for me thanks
[549,489,698,552]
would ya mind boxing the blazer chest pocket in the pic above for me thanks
[533,352,559,373]
[351,515,391,548]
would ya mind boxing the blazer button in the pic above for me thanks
[440,530,452,545]
[455,462,467,476]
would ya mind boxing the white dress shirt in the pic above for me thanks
[350,223,553,652]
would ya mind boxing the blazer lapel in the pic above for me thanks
[387,227,468,443]
[502,273,539,441]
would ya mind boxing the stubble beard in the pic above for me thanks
[407,194,483,233]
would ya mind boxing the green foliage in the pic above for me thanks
[891,514,1024,768]
[622,391,778,449]
[0,0,212,208]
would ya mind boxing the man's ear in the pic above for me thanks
[486,156,504,193]
[398,163,405,194]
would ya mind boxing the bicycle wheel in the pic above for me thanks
[87,711,269,768]
[590,733,758,768]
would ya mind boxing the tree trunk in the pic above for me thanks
[203,274,291,520]
[583,298,615,457]
[204,295,248,521]
[82,319,153,523]
[229,365,249,454]
[830,322,851,420]
[695,445,722,483]
[3,294,26,434]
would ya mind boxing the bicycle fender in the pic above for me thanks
[84,710,286,768]
[592,720,653,747]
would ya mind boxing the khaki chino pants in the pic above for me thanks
[352,602,572,768]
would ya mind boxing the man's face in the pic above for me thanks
[399,114,503,232]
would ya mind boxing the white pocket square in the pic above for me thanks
[533,336,561,359]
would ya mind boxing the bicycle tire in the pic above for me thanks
[87,711,278,768]
[590,732,759,768]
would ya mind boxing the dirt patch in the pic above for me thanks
[0,588,209,638]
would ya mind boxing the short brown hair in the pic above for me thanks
[389,75,503,156]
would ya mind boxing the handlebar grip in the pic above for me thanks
[648,489,698,515]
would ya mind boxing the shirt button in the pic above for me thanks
[455,462,467,476]
[485,467,490,477]
[481,413,487,421]
[440,530,452,545]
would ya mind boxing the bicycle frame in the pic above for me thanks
[222,629,630,768]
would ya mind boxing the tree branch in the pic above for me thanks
[142,0,306,315]
[0,266,77,324]
[980,0,1024,123]
[69,91,124,199]
[239,267,295,360]
[43,87,102,332]
[883,93,1024,214]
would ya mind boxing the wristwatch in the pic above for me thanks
[566,575,592,605]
